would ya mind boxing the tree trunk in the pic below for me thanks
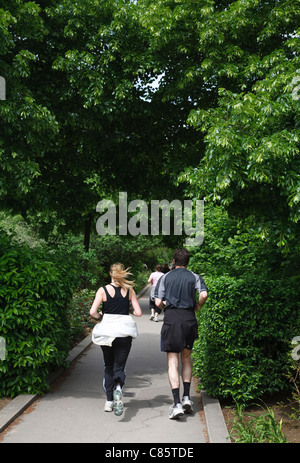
[84,215,92,252]
[81,215,93,288]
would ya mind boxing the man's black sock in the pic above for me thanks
[172,388,180,405]
[183,381,191,398]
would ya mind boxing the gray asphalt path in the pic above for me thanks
[1,288,207,444]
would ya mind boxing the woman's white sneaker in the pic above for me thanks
[113,389,123,416]
[104,400,114,412]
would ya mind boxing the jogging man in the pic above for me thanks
[155,248,208,419]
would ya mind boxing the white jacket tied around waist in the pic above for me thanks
[92,313,138,347]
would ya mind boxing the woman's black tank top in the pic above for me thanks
[102,284,130,315]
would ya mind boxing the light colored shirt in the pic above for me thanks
[148,271,164,287]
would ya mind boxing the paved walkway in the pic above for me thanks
[0,287,229,445]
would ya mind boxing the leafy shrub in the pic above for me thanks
[192,274,300,404]
[52,232,170,290]
[0,231,80,397]
[53,233,106,289]
[66,289,96,343]
[229,403,287,443]
[91,234,170,282]
[189,204,300,403]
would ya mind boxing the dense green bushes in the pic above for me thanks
[192,274,300,403]
[55,232,171,289]
[0,231,80,397]
[189,205,300,403]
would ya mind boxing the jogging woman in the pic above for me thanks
[90,263,142,416]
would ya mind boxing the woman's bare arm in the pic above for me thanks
[129,289,142,317]
[90,287,105,319]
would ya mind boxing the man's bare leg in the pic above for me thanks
[167,352,180,389]
[180,348,194,413]
[167,352,184,418]
[181,348,192,383]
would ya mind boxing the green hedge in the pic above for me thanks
[0,232,79,397]
[193,274,300,404]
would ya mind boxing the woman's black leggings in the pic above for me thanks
[101,336,132,401]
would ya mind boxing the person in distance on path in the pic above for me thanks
[155,248,208,420]
[148,264,164,322]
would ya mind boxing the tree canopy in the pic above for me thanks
[171,0,300,245]
[0,0,200,240]
[0,0,299,249]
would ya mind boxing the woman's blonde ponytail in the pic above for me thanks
[110,263,135,290]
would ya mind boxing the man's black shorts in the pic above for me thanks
[160,308,198,353]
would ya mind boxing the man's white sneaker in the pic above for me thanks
[168,403,184,420]
[182,396,193,414]
[104,400,114,412]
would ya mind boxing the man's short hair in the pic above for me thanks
[174,248,190,267]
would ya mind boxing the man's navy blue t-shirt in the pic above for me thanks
[156,267,207,310]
